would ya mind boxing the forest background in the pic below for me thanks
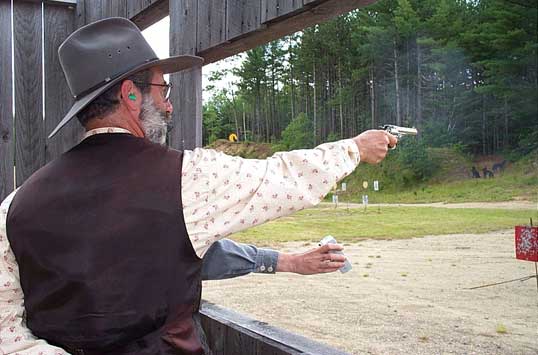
[202,0,537,194]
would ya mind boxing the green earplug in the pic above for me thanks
[128,93,136,101]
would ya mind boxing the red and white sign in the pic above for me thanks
[515,226,538,262]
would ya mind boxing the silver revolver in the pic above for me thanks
[381,124,418,149]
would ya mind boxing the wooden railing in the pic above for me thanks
[200,302,350,355]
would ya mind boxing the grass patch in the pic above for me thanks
[350,173,538,203]
[337,147,538,203]
[231,206,537,244]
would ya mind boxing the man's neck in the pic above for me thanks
[85,111,144,138]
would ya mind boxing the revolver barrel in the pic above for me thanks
[381,124,418,137]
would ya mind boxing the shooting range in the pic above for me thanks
[1,0,537,354]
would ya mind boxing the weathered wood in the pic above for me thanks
[169,0,202,151]
[0,0,14,201]
[200,0,377,65]
[18,0,77,5]
[196,0,227,51]
[128,0,169,30]
[103,0,127,18]
[200,301,350,355]
[226,0,262,41]
[44,3,82,162]
[75,0,86,27]
[81,0,102,23]
[261,0,303,24]
[13,1,44,185]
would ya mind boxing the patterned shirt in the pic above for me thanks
[0,128,360,353]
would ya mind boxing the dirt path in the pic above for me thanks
[202,230,538,354]
[321,201,538,210]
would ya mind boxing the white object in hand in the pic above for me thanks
[319,235,352,273]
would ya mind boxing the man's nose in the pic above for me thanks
[165,99,173,114]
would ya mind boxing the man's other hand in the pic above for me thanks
[353,129,397,164]
[277,244,347,275]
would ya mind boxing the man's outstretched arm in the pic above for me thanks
[202,239,346,280]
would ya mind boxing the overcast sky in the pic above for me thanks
[142,17,242,101]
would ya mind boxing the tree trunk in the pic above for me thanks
[313,61,317,145]
[369,66,375,129]
[482,94,487,155]
[416,40,422,131]
[406,38,411,124]
[503,97,509,148]
[289,37,295,120]
[338,60,344,139]
[242,102,247,141]
[393,38,402,126]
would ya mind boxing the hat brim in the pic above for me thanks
[48,54,203,138]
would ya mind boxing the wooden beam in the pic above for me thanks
[13,1,45,185]
[0,0,14,201]
[18,0,77,5]
[169,0,202,150]
[129,0,169,30]
[198,0,377,65]
[44,3,83,161]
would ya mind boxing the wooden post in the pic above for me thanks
[13,1,44,185]
[0,0,14,201]
[169,0,202,150]
[44,3,82,162]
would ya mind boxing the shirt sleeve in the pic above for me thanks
[182,139,360,257]
[201,239,278,281]
[0,191,69,355]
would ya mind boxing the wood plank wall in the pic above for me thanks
[169,0,202,150]
[13,1,44,185]
[44,4,80,163]
[0,0,14,201]
[0,1,79,201]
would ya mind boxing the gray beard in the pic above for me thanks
[139,96,169,145]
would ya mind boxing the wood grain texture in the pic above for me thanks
[0,0,14,200]
[169,0,202,150]
[82,0,102,23]
[196,0,227,51]
[226,0,262,41]
[261,0,303,24]
[129,0,169,30]
[102,0,127,18]
[44,3,82,162]
[75,0,86,27]
[14,1,44,186]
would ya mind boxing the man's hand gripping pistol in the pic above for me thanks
[381,124,418,149]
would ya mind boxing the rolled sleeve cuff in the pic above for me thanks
[255,249,279,274]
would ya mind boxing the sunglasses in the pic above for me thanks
[132,81,173,101]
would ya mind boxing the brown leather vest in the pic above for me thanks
[7,133,203,355]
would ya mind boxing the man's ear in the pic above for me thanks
[120,80,140,112]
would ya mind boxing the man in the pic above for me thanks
[0,18,396,354]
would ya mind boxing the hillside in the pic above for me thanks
[206,140,538,203]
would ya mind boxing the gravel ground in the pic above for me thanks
[202,230,538,355]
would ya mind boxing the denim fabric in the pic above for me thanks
[201,239,279,280]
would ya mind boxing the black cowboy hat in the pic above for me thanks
[49,17,203,138]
